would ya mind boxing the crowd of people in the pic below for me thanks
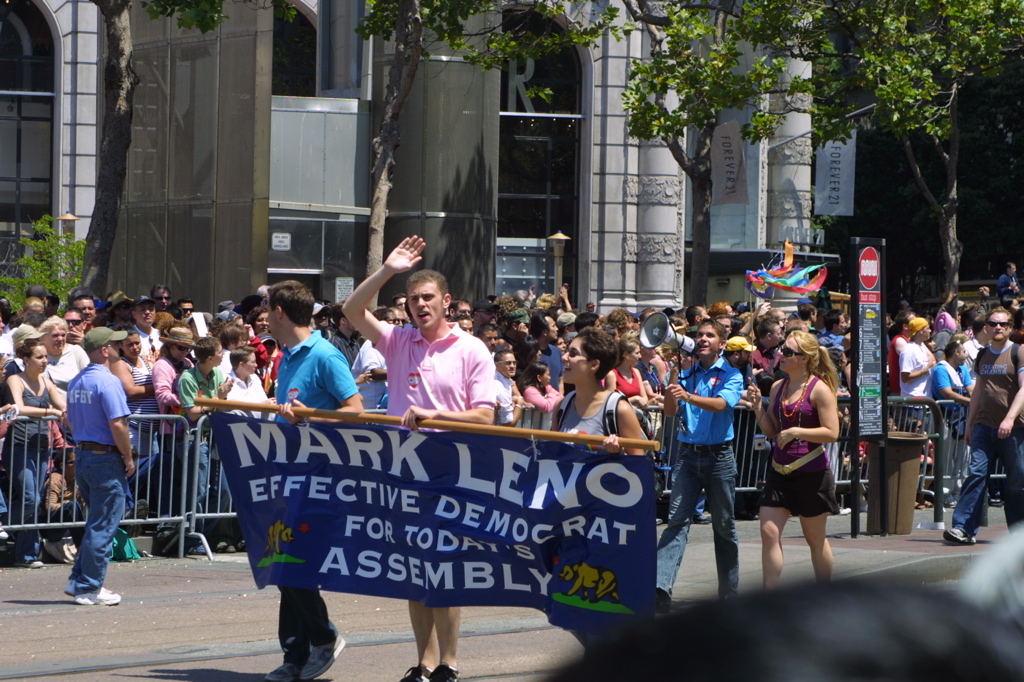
[3,252,1024,680]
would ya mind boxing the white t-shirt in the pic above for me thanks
[226,370,273,420]
[46,344,90,398]
[352,339,387,410]
[494,371,515,424]
[135,325,163,358]
[964,337,983,378]
[899,342,933,397]
[0,329,13,358]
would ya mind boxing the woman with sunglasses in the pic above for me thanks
[553,327,644,456]
[152,327,195,453]
[110,325,159,454]
[744,329,841,589]
[5,336,66,568]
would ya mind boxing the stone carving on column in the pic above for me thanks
[637,234,679,263]
[624,177,639,203]
[769,137,812,166]
[769,190,812,219]
[623,176,680,205]
[639,177,680,205]
[623,234,638,262]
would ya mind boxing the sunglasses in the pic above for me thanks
[987,320,1012,328]
[65,319,83,326]
[567,348,589,359]
[780,346,806,357]
[171,344,191,352]
[496,360,516,365]
[154,296,172,301]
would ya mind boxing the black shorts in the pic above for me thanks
[758,466,839,517]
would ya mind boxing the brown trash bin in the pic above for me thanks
[866,432,930,535]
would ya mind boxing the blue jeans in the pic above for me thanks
[6,435,48,563]
[656,444,739,598]
[952,424,1024,536]
[69,451,127,594]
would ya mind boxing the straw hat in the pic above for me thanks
[159,327,195,348]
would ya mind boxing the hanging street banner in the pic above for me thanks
[711,120,749,206]
[814,130,857,216]
[210,412,656,634]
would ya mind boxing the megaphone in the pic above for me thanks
[639,312,696,355]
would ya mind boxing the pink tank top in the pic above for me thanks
[770,376,827,471]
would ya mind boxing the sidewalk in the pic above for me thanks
[0,507,1006,681]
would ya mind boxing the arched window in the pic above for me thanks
[0,0,55,238]
[273,12,316,97]
[497,13,581,295]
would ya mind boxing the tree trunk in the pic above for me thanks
[900,88,960,314]
[82,0,137,294]
[366,0,423,308]
[681,124,715,306]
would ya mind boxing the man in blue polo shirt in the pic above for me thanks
[65,327,133,606]
[656,319,743,612]
[263,280,362,682]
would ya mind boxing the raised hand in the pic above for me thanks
[384,236,426,273]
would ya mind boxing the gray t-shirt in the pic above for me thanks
[557,391,618,454]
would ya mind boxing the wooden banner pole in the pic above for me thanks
[194,398,661,452]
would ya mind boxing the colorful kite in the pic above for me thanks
[745,240,828,299]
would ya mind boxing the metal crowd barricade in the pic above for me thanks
[0,413,193,559]
[125,414,193,556]
[518,405,553,431]
[0,416,74,545]
[174,393,974,553]
[186,414,232,559]
[653,394,956,528]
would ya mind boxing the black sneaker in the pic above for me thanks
[943,527,976,545]
[299,622,345,680]
[400,665,432,682]
[428,664,459,682]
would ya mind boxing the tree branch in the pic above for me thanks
[900,136,942,214]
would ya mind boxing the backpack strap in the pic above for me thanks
[556,390,577,431]
[602,391,623,437]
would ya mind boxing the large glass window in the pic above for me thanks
[273,13,316,97]
[498,13,581,293]
[0,0,54,238]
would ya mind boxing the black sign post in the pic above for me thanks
[849,238,887,538]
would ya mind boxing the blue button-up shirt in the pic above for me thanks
[675,356,743,446]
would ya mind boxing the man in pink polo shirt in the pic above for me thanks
[344,235,495,682]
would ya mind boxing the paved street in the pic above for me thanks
[0,507,1006,681]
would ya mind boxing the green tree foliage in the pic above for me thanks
[750,0,1024,309]
[356,1,619,303]
[142,0,295,32]
[619,0,804,305]
[0,216,86,310]
[826,62,1024,302]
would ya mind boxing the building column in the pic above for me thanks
[632,138,682,309]
[766,58,814,249]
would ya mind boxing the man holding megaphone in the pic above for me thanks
[652,318,744,613]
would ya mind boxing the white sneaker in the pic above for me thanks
[74,587,121,606]
[0,527,8,540]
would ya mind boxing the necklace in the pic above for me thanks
[779,376,811,422]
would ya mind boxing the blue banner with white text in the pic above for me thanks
[210,412,656,633]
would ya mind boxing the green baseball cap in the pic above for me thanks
[82,327,128,353]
